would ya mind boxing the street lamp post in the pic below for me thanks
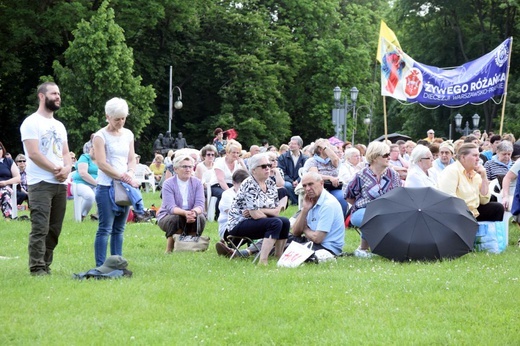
[332,86,359,144]
[363,110,373,143]
[168,66,183,134]
[454,113,480,137]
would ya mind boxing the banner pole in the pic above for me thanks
[499,37,513,135]
[383,96,388,142]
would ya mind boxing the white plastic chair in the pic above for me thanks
[11,183,18,219]
[202,170,217,222]
[489,178,511,244]
[206,183,218,222]
[296,167,307,210]
[135,171,156,193]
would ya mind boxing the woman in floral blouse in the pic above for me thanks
[226,153,289,265]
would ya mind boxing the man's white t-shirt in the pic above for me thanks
[20,112,68,185]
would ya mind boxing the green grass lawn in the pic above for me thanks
[1,191,520,345]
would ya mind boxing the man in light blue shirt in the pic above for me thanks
[292,172,345,255]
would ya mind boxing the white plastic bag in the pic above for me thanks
[277,241,314,268]
[314,249,336,263]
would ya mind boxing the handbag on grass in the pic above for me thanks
[474,221,507,254]
[173,215,210,252]
[277,241,315,268]
[114,180,132,206]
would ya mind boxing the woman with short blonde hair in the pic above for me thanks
[93,97,139,266]
[208,139,247,218]
[346,141,401,257]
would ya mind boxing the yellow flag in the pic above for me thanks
[376,21,401,63]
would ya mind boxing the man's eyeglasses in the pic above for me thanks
[421,157,433,160]
[381,153,390,158]
[206,153,215,157]
[17,160,26,163]
[258,164,272,169]
[180,165,194,170]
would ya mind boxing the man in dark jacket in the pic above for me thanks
[277,135,308,205]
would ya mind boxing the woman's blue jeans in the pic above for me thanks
[351,208,366,228]
[94,185,130,266]
[328,188,348,217]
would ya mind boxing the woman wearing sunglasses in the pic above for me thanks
[405,145,437,188]
[195,144,218,187]
[14,154,29,206]
[345,141,402,257]
[226,153,290,265]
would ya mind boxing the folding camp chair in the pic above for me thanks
[225,234,261,263]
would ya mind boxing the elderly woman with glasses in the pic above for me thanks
[226,153,290,265]
[195,144,218,186]
[339,147,364,186]
[303,138,348,216]
[405,145,437,188]
[157,154,206,253]
[267,151,288,209]
[345,141,402,257]
[484,141,514,181]
[14,154,29,206]
[0,141,21,219]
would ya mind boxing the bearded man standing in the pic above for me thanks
[20,82,71,276]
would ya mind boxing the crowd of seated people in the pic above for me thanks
[141,127,520,259]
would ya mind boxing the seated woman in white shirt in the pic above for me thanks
[339,147,364,186]
[216,169,249,240]
[405,145,437,188]
[195,144,218,187]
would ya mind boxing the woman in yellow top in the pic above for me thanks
[149,154,165,182]
[438,143,504,221]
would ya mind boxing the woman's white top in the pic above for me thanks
[95,127,134,186]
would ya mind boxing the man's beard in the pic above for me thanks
[45,96,60,112]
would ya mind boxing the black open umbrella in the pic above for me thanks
[361,187,478,261]
[374,133,412,143]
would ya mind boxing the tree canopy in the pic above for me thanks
[1,0,519,158]
[53,1,156,153]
